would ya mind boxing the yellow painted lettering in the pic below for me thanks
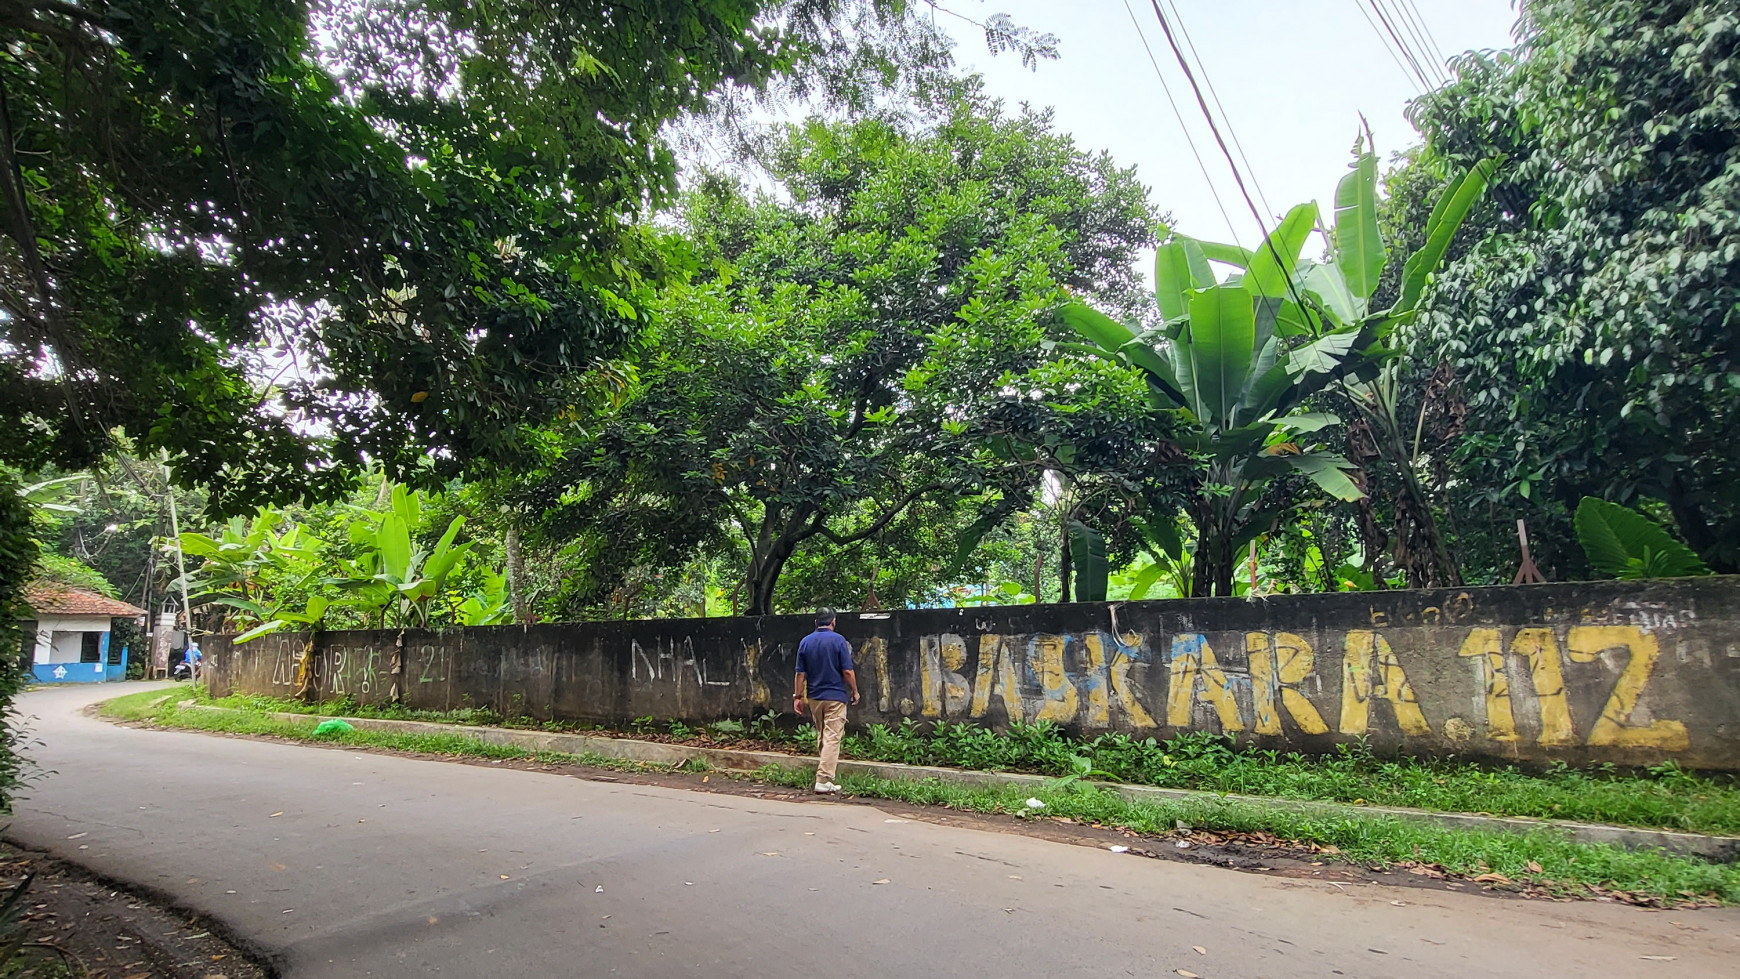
[1080,634,1111,728]
[1510,628,1575,746]
[1339,631,1431,737]
[970,634,1024,724]
[1455,628,1517,742]
[1107,632,1158,730]
[1567,626,1688,751]
[1031,634,1080,724]
[1247,632,1328,736]
[1166,634,1243,733]
[921,634,971,718]
[854,637,890,712]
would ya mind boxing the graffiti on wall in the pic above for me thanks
[889,623,1689,750]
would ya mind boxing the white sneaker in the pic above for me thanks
[813,781,841,794]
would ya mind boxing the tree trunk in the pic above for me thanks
[504,521,531,624]
[1349,467,1392,589]
[1059,524,1073,603]
[746,543,795,617]
[1393,473,1462,589]
[1192,494,1238,598]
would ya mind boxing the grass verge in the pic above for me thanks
[101,689,1740,906]
[204,691,1740,836]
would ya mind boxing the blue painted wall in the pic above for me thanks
[32,633,127,684]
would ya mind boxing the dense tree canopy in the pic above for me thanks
[1403,0,1740,573]
[0,0,1051,513]
[518,95,1176,615]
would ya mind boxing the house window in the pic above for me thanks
[80,632,101,664]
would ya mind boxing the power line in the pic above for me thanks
[1159,0,1274,223]
[1144,0,1320,330]
[1352,0,1425,95]
[1118,0,1241,244]
[1377,0,1448,84]
[1364,0,1437,91]
[1395,0,1451,74]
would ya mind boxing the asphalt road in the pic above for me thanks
[7,683,1739,978]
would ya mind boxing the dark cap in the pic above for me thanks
[814,607,837,626]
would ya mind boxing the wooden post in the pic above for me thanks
[1512,519,1546,584]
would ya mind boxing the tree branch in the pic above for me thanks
[25,1,105,29]
[810,482,949,547]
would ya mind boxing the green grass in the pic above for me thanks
[197,692,1740,836]
[100,690,657,774]
[99,688,1740,906]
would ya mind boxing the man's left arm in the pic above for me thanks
[840,637,859,705]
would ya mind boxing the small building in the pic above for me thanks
[20,584,146,683]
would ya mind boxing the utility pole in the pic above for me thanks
[163,461,192,679]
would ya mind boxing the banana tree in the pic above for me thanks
[175,511,322,632]
[1324,149,1502,588]
[1062,151,1499,596]
[337,485,472,629]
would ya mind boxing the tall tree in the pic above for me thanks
[0,0,1052,808]
[1404,0,1740,573]
[0,0,1052,510]
[521,94,1167,615]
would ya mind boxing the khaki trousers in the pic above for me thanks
[809,699,848,781]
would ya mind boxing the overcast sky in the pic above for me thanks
[942,0,1521,245]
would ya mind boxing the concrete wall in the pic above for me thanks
[205,578,1740,770]
[32,615,111,664]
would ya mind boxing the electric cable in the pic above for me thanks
[1119,0,1242,244]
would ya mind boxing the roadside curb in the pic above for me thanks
[187,705,1740,862]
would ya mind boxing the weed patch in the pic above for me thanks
[180,691,1740,835]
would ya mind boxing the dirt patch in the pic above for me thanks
[0,843,271,979]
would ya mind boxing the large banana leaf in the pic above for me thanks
[1186,238,1255,268]
[1333,152,1386,300]
[391,483,423,529]
[1285,451,1364,501]
[1132,515,1183,561]
[234,619,294,644]
[1285,327,1363,378]
[1183,287,1256,424]
[1242,203,1318,301]
[1395,156,1504,315]
[176,533,223,558]
[1155,239,1197,323]
[1301,261,1360,325]
[1059,303,1186,406]
[1127,561,1168,601]
[1067,520,1108,602]
[376,513,413,583]
[1573,497,1710,579]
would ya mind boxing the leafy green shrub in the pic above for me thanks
[1574,497,1709,579]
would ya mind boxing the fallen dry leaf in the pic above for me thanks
[1639,956,1678,962]
[1192,945,1206,954]
[1526,860,1543,873]
[872,878,890,885]
[1176,970,1199,978]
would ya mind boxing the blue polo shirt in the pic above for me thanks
[795,628,854,703]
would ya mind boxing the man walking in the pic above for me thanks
[793,608,858,794]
